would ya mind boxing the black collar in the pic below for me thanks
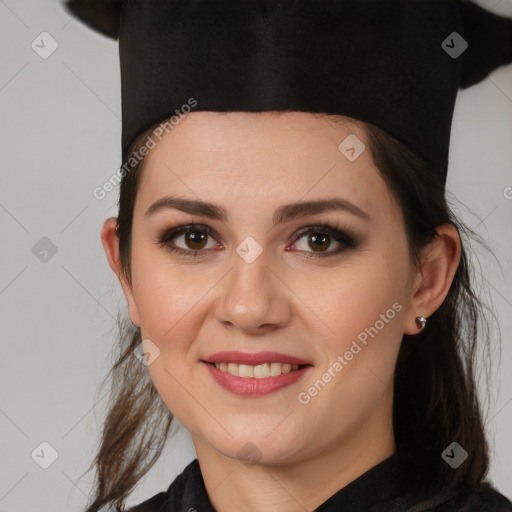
[129,453,512,512]
[131,451,512,512]
[162,452,411,512]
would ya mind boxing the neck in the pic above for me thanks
[191,398,396,512]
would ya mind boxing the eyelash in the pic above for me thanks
[157,222,357,260]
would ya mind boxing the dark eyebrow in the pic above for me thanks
[144,195,371,225]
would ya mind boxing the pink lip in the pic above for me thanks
[203,362,313,396]
[203,351,313,366]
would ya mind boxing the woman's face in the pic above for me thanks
[114,111,420,466]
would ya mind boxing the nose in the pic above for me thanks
[214,251,292,335]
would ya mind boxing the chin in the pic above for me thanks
[204,430,304,467]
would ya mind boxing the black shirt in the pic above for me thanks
[128,452,512,512]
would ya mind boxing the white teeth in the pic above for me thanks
[239,364,254,378]
[214,362,300,378]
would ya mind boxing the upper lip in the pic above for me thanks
[203,351,313,366]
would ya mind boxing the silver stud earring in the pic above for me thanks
[415,316,427,330]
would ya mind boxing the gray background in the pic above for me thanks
[0,0,511,510]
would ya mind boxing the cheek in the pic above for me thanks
[130,243,202,338]
[133,263,203,422]
[301,265,405,438]
[312,245,409,393]
[145,357,201,434]
[323,256,406,340]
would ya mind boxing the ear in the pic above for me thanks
[100,217,141,327]
[404,224,461,335]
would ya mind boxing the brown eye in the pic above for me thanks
[159,224,219,257]
[306,232,332,252]
[182,229,209,250]
[289,223,356,259]
[158,222,357,260]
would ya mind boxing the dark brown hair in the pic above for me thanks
[79,113,502,511]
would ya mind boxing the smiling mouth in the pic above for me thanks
[205,361,311,378]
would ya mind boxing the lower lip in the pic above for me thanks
[202,362,313,396]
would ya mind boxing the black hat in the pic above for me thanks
[64,0,512,188]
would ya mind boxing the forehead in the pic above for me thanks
[155,110,367,151]
[135,111,395,222]
[142,110,366,164]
